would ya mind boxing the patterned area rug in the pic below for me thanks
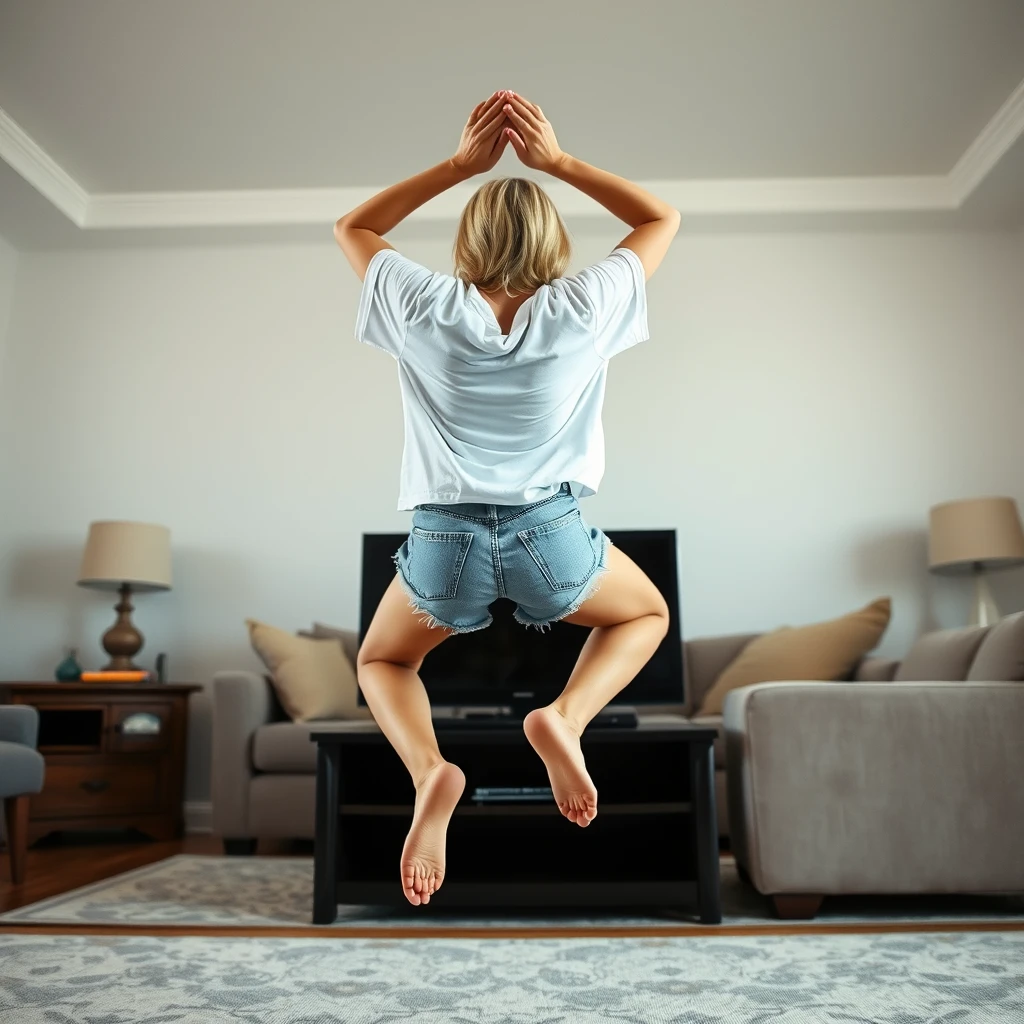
[1,931,1023,1023]
[2,855,1023,930]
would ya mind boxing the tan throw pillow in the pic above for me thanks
[966,610,1024,681]
[297,621,360,667]
[246,619,359,722]
[894,624,990,681]
[696,597,892,716]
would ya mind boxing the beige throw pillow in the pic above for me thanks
[696,597,892,716]
[246,618,359,722]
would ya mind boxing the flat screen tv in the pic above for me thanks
[358,529,684,712]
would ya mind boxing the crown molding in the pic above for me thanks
[82,174,956,229]
[0,107,88,224]
[949,77,1024,202]
[2,76,1022,232]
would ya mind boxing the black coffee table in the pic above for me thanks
[310,718,721,924]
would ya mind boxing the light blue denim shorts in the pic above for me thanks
[392,482,613,634]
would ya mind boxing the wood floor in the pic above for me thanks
[1,832,1022,939]
[0,831,298,914]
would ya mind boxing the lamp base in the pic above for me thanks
[101,583,144,671]
[969,573,1002,627]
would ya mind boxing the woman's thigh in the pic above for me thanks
[561,543,669,628]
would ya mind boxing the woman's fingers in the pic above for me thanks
[491,126,511,156]
[510,92,543,122]
[504,126,527,158]
[503,102,534,137]
[478,105,512,140]
[476,94,507,128]
[507,97,544,139]
[468,90,502,124]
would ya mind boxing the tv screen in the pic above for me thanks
[359,529,684,710]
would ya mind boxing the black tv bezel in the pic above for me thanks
[358,528,684,709]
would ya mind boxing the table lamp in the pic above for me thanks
[928,497,1024,626]
[77,521,172,670]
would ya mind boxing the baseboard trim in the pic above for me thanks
[184,801,213,835]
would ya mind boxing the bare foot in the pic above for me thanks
[523,706,597,827]
[401,761,465,906]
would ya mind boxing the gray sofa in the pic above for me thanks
[725,611,1024,918]
[213,614,1022,854]
[212,627,742,849]
[0,705,45,884]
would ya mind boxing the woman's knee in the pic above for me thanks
[650,599,671,634]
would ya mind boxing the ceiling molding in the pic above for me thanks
[83,175,957,229]
[0,108,88,225]
[2,75,1023,231]
[948,77,1024,202]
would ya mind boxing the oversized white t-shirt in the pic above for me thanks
[355,245,649,510]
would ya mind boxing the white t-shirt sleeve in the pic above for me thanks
[567,246,649,360]
[355,248,434,359]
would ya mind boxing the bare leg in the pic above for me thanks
[524,544,670,826]
[356,575,464,906]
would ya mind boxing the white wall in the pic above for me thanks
[0,235,17,384]
[1,227,1022,806]
[0,235,20,606]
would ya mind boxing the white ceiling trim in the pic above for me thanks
[0,107,88,224]
[948,76,1024,200]
[80,175,957,229]
[1,77,1022,230]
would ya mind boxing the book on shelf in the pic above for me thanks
[471,786,553,803]
[79,670,153,683]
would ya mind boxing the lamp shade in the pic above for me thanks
[78,521,172,592]
[928,497,1024,575]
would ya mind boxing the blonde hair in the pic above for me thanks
[453,178,572,296]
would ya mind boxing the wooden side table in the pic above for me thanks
[0,683,200,844]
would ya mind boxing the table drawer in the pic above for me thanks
[109,702,172,753]
[32,760,162,819]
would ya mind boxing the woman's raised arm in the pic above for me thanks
[334,91,513,280]
[503,94,680,280]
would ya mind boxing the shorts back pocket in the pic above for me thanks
[408,528,473,601]
[516,508,597,592]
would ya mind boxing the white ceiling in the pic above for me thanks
[1,0,1023,246]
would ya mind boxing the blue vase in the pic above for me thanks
[55,648,82,682]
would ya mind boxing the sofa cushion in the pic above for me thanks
[246,619,360,722]
[252,722,318,773]
[894,624,989,681]
[253,718,381,773]
[854,656,900,682]
[685,634,759,717]
[966,610,1024,681]
[696,597,892,716]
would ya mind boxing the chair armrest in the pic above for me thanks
[854,656,900,682]
[211,671,276,839]
[723,681,1024,892]
[0,705,39,747]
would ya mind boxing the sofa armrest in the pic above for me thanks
[723,681,1024,893]
[0,705,39,747]
[854,656,900,682]
[211,671,276,839]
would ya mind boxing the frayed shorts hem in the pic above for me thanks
[511,543,613,633]
[392,557,493,634]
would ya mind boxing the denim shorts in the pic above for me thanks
[392,482,613,634]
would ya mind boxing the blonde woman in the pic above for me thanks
[334,90,679,906]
